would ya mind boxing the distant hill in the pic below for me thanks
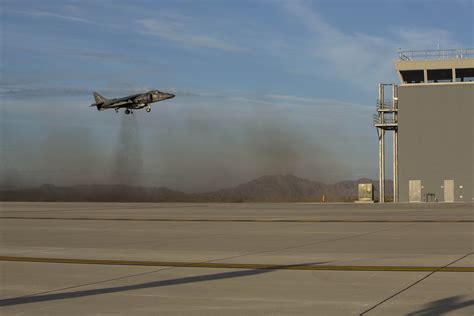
[0,175,392,202]
[198,175,327,202]
[199,175,392,202]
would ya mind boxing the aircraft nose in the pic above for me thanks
[166,93,175,99]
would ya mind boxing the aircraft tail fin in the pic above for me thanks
[90,92,107,111]
[93,92,107,104]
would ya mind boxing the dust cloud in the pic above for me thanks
[1,98,350,192]
[145,101,348,192]
[0,122,102,189]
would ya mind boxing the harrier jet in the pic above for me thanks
[90,90,175,114]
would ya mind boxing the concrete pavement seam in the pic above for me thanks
[1,267,173,303]
[1,216,473,223]
[202,222,418,264]
[359,252,474,315]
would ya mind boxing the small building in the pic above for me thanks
[375,48,473,203]
[356,183,374,203]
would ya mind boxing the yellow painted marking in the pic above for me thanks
[0,216,472,223]
[0,256,472,272]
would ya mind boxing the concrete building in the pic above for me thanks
[375,48,473,203]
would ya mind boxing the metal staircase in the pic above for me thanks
[374,84,399,202]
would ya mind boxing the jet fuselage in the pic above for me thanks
[90,90,175,114]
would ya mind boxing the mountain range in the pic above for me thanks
[0,174,392,202]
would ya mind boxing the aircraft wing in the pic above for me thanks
[114,93,142,103]
[108,93,143,107]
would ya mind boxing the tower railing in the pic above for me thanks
[373,114,397,125]
[398,48,474,61]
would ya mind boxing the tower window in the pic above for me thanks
[427,69,452,83]
[455,68,474,82]
[400,70,424,84]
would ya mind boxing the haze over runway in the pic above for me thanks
[1,202,473,315]
[2,1,473,192]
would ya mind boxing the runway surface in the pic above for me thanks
[1,202,473,315]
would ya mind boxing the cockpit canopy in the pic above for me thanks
[150,90,175,101]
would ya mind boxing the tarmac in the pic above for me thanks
[0,202,473,315]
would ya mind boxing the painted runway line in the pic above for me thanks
[1,256,473,272]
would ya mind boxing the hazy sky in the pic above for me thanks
[1,0,473,191]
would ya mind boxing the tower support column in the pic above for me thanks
[374,83,398,203]
[378,128,385,203]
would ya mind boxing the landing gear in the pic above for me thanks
[115,108,119,113]
[124,109,131,115]
[146,106,151,113]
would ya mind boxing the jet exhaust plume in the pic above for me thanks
[111,114,143,186]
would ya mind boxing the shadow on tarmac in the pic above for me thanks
[406,295,474,315]
[0,262,328,307]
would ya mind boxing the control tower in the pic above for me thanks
[375,48,474,203]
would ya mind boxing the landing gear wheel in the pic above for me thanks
[146,107,151,113]
[124,109,131,115]
[115,108,119,113]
